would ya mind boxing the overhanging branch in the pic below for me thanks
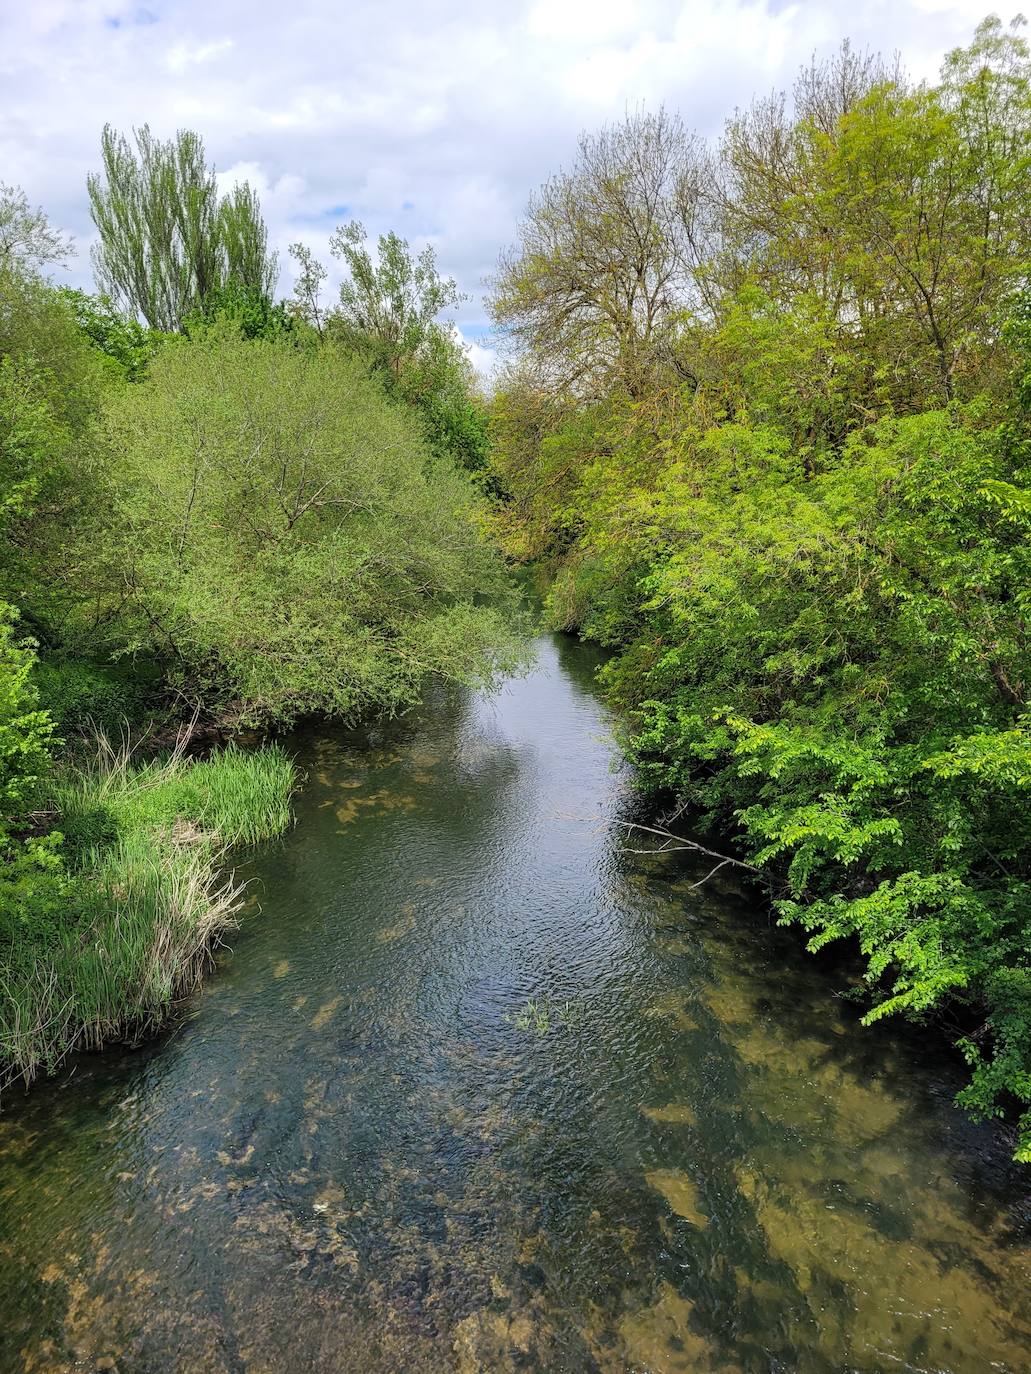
[615,820,785,889]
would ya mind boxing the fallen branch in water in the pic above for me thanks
[615,821,783,889]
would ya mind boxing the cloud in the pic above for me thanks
[0,0,997,373]
[166,37,233,73]
[451,324,499,386]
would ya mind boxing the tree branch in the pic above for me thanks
[615,820,784,888]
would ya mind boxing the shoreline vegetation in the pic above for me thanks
[1,128,522,1094]
[1,732,295,1092]
[1,12,1029,1165]
[487,17,1031,1162]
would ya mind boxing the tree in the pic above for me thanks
[713,20,1031,408]
[329,221,463,380]
[288,241,328,338]
[57,288,156,381]
[488,19,1031,1159]
[0,255,124,657]
[0,183,72,273]
[0,607,54,845]
[103,328,523,725]
[290,223,488,472]
[491,107,701,401]
[219,182,277,298]
[183,280,294,342]
[87,124,278,332]
[713,42,897,309]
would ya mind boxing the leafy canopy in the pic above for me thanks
[88,124,278,332]
[104,327,523,725]
[490,17,1031,1160]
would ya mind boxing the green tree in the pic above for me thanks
[489,19,1031,1159]
[0,608,54,846]
[219,181,277,296]
[87,124,278,332]
[288,241,328,338]
[57,288,157,382]
[103,327,523,725]
[183,280,294,342]
[329,221,463,380]
[0,260,115,648]
[713,18,1031,408]
[586,394,1031,1158]
[292,224,490,473]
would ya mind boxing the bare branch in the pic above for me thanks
[615,820,782,888]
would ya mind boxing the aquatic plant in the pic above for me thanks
[506,995,581,1036]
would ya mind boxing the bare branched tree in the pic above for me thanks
[0,183,73,273]
[288,241,328,338]
[491,107,706,400]
[713,42,897,307]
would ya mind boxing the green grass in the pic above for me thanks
[0,737,296,1089]
[505,995,583,1036]
[56,737,295,851]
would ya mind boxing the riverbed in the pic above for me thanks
[0,634,1028,1372]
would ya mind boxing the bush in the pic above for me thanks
[31,658,152,736]
[587,403,1031,1160]
[0,606,53,843]
[103,328,524,725]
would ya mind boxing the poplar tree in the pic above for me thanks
[88,124,278,332]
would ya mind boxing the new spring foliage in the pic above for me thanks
[490,18,1031,1159]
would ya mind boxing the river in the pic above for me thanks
[0,634,1028,1372]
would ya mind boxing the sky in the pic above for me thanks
[0,0,1002,374]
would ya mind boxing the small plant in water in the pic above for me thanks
[506,996,581,1036]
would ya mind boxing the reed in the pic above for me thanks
[0,738,295,1089]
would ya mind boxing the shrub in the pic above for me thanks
[103,329,524,725]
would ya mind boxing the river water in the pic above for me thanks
[0,634,1028,1373]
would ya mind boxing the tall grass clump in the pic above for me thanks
[56,736,295,850]
[0,737,295,1089]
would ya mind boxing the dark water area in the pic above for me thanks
[0,634,1028,1373]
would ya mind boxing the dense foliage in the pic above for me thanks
[103,327,520,725]
[291,226,494,480]
[1,737,296,1089]
[0,243,300,1087]
[490,18,1031,1159]
[0,144,519,1086]
[7,23,1027,1164]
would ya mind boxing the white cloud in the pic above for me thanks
[214,162,306,207]
[451,324,499,382]
[525,0,661,43]
[166,37,233,72]
[0,0,999,351]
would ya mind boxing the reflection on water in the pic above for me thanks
[0,636,1028,1373]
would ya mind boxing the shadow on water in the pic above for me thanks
[0,635,1028,1372]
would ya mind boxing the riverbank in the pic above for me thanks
[487,26,1031,1168]
[0,737,295,1092]
[0,632,1026,1373]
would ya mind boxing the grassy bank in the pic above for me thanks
[0,739,295,1089]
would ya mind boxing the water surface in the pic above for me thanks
[1,635,1028,1372]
